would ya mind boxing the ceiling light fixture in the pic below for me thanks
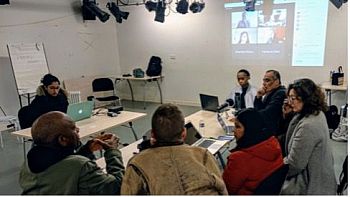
[107,2,129,23]
[189,0,205,13]
[176,0,189,14]
[82,0,110,22]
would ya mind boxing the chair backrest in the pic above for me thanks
[254,164,289,195]
[18,105,35,129]
[92,78,114,92]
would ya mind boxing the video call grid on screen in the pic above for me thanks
[224,0,328,67]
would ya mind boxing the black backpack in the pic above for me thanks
[146,56,162,77]
[325,105,340,130]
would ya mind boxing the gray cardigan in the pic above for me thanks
[281,112,337,195]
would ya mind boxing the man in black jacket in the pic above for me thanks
[254,70,286,136]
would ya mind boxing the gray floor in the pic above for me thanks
[0,100,347,194]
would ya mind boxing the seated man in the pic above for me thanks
[254,70,286,136]
[227,69,257,109]
[121,103,228,195]
[19,111,125,195]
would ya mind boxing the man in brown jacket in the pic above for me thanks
[121,103,228,195]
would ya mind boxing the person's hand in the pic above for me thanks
[228,116,236,122]
[282,99,293,118]
[256,86,266,98]
[150,137,156,146]
[88,133,120,151]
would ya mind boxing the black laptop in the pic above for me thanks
[199,93,219,112]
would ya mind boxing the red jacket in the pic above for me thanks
[222,136,283,195]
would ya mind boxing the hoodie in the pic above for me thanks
[223,136,283,195]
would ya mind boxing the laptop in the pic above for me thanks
[66,101,94,122]
[199,94,219,112]
[185,122,229,154]
[217,113,235,136]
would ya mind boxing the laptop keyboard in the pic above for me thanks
[198,140,215,148]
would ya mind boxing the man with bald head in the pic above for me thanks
[19,111,125,195]
[254,70,286,136]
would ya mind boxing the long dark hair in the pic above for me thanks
[287,78,328,118]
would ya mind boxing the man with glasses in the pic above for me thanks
[227,69,257,109]
[254,70,286,136]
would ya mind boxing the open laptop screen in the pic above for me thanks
[199,94,219,112]
[66,101,94,122]
[184,122,202,145]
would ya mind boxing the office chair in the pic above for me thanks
[91,78,121,107]
[18,105,36,129]
[253,164,289,195]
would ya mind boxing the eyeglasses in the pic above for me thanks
[287,95,299,102]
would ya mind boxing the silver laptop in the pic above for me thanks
[199,94,219,112]
[66,101,94,122]
[217,113,235,135]
[185,122,229,154]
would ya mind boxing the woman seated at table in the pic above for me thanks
[26,74,69,127]
[222,108,283,195]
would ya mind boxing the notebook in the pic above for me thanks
[217,113,235,135]
[185,122,228,154]
[66,101,94,122]
[199,94,219,112]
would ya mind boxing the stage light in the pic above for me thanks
[176,0,189,14]
[154,0,166,22]
[82,0,110,22]
[145,0,166,23]
[145,1,158,12]
[189,1,205,13]
[243,0,256,11]
[0,0,9,5]
[107,2,129,23]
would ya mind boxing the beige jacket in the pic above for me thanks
[121,144,228,195]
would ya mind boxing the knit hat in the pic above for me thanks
[235,108,268,148]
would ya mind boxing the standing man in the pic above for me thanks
[228,69,257,109]
[121,103,227,195]
[19,111,125,195]
[254,70,286,136]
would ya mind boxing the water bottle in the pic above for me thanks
[199,120,205,136]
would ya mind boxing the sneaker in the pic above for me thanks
[332,132,348,142]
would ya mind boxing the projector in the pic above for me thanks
[108,105,123,113]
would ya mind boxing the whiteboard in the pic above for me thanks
[7,42,49,94]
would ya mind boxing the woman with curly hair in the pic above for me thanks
[280,78,337,195]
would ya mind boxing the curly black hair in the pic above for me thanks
[287,78,328,118]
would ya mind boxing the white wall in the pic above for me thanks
[116,0,348,107]
[0,0,122,115]
[0,0,347,116]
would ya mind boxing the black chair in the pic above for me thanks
[91,78,121,107]
[18,105,36,129]
[253,164,289,195]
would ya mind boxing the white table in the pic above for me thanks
[96,139,142,170]
[320,81,347,105]
[12,110,147,159]
[114,76,163,109]
[96,109,236,169]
